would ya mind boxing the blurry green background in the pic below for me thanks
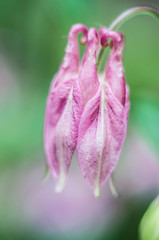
[0,0,159,239]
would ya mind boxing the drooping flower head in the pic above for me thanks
[44,24,88,192]
[43,5,159,198]
[44,24,129,197]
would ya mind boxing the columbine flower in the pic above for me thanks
[77,27,129,197]
[44,24,129,197]
[44,24,88,192]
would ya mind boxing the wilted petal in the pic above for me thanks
[77,86,103,197]
[44,24,87,191]
[77,83,129,197]
[44,78,83,191]
[100,27,126,105]
[52,24,88,88]
[78,28,99,106]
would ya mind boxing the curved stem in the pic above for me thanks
[110,5,159,31]
[97,5,159,70]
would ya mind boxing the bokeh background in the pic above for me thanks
[0,0,159,239]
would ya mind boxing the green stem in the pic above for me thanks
[97,5,159,70]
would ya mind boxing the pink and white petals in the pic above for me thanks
[77,84,129,197]
[44,24,87,191]
[44,79,83,192]
[77,28,129,197]
[44,24,130,197]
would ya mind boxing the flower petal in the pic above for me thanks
[44,78,83,191]
[77,83,129,197]
[105,31,126,105]
[44,24,87,191]
[77,29,129,197]
[99,27,126,105]
[53,24,88,88]
[78,28,99,106]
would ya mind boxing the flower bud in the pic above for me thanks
[139,196,159,240]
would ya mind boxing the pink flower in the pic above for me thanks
[77,27,129,197]
[44,24,88,192]
[44,25,129,197]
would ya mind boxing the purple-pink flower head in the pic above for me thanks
[44,24,129,197]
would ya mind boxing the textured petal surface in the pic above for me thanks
[52,24,88,88]
[77,29,129,197]
[77,83,129,197]
[44,79,83,191]
[105,30,126,105]
[44,24,87,190]
[78,28,99,106]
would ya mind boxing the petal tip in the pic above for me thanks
[94,186,100,198]
[55,172,67,193]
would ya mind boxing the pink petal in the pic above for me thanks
[78,28,99,106]
[44,24,87,191]
[77,29,129,197]
[101,28,126,105]
[44,79,83,191]
[77,83,129,197]
[52,24,88,88]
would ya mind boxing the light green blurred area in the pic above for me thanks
[139,196,159,240]
[0,0,159,239]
